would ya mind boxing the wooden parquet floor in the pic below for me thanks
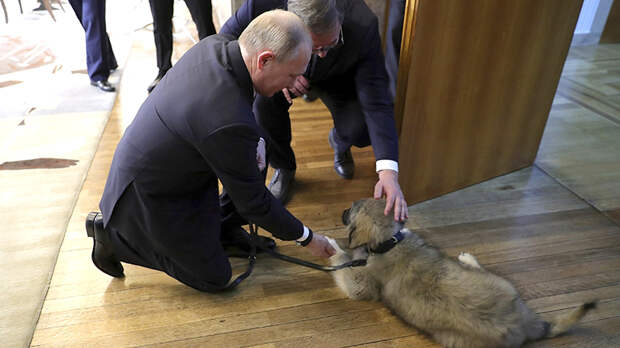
[29,36,620,347]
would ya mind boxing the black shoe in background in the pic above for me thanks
[328,128,354,179]
[90,80,115,92]
[147,70,168,93]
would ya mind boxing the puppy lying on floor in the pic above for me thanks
[328,198,596,348]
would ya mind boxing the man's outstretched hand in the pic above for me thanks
[305,233,337,258]
[374,169,408,222]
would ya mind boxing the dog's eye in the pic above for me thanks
[348,225,356,246]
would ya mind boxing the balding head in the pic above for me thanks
[239,10,312,97]
[239,9,312,63]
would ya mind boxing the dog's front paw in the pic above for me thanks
[458,252,481,268]
[326,237,345,255]
[352,246,369,260]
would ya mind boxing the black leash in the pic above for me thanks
[218,223,366,291]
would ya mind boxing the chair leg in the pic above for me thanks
[1,0,8,24]
[41,0,56,21]
[53,0,64,12]
[18,0,23,14]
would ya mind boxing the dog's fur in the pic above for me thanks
[329,198,596,348]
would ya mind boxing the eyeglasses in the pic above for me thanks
[312,28,344,55]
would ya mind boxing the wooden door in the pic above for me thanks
[395,0,584,204]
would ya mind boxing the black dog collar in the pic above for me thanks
[369,230,406,254]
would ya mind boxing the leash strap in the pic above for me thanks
[260,247,367,271]
[250,223,366,271]
[218,223,367,291]
[213,224,258,292]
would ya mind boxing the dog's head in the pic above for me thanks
[342,198,404,249]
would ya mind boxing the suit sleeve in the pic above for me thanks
[200,124,304,241]
[219,0,256,38]
[354,17,400,163]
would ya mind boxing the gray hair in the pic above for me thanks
[287,0,343,35]
[239,9,312,62]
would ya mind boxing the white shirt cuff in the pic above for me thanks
[297,225,310,242]
[376,160,398,173]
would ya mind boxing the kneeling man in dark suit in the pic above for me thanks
[86,10,336,292]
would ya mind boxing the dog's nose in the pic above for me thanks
[342,208,351,225]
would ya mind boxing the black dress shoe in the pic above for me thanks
[328,128,354,179]
[147,76,162,93]
[85,212,125,278]
[221,225,276,253]
[268,168,295,204]
[90,80,116,92]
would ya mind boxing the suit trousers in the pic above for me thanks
[254,75,371,171]
[385,0,406,100]
[105,183,232,293]
[149,0,216,74]
[69,0,117,82]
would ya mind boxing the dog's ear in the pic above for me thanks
[348,219,370,249]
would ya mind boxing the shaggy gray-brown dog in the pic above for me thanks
[328,198,596,348]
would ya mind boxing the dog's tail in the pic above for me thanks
[541,301,597,338]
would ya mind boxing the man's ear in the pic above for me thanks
[257,50,275,71]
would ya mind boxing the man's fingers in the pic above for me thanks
[282,89,293,104]
[393,199,401,221]
[294,83,308,96]
[396,197,408,221]
[297,76,310,89]
[384,195,395,216]
[374,182,383,199]
[324,243,336,257]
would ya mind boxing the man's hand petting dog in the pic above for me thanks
[305,233,337,258]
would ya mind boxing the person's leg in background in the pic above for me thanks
[184,0,216,40]
[316,79,371,180]
[68,0,116,92]
[147,0,174,93]
[385,0,406,100]
[254,92,298,204]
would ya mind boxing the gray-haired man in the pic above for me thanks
[86,10,336,292]
[221,0,409,222]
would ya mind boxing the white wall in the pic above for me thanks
[575,0,600,33]
[572,0,614,45]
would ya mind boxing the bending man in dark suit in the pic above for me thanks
[221,0,408,221]
[86,10,336,292]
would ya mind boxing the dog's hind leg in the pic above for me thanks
[458,252,482,269]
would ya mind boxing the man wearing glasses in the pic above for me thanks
[221,0,408,223]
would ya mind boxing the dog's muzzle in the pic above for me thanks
[342,208,351,225]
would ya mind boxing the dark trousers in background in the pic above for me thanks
[69,0,117,82]
[254,75,371,171]
[149,0,216,75]
[385,0,406,100]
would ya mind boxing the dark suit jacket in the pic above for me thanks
[221,0,399,162]
[100,36,303,263]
